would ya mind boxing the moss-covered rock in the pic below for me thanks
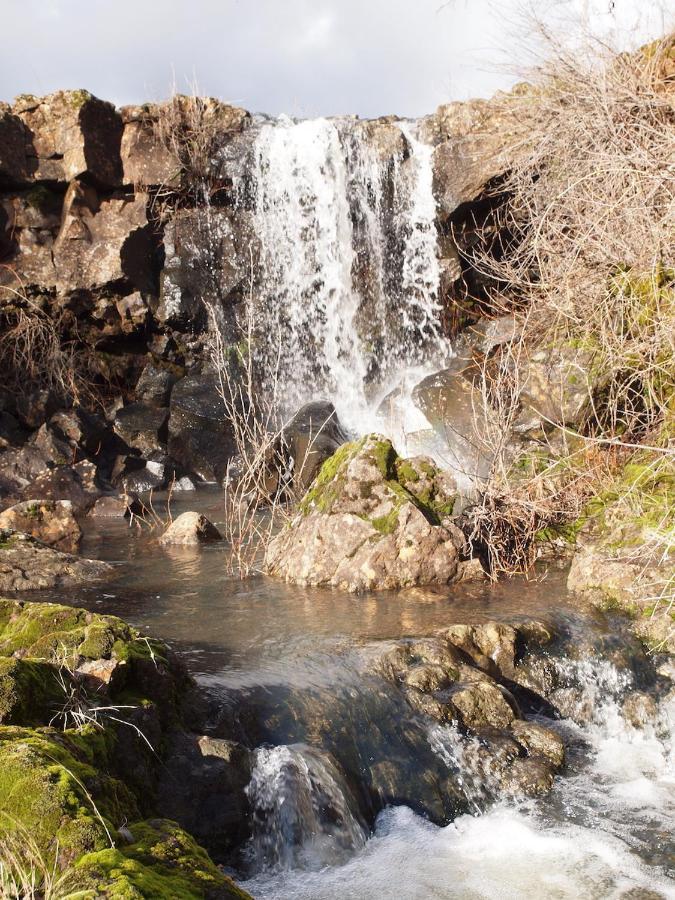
[267,434,469,592]
[0,600,251,897]
[76,819,252,899]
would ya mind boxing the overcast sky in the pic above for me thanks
[1,0,670,117]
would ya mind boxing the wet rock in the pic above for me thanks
[622,691,659,729]
[114,403,169,455]
[167,373,234,482]
[279,400,348,495]
[449,681,516,729]
[159,511,222,545]
[265,434,464,592]
[49,406,107,456]
[155,733,252,858]
[134,363,177,408]
[0,528,111,590]
[0,499,81,551]
[120,464,167,494]
[510,720,565,767]
[158,206,250,329]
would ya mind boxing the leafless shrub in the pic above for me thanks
[0,272,108,410]
[459,32,675,576]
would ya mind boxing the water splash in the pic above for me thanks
[246,743,367,873]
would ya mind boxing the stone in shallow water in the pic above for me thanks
[265,434,463,592]
[159,511,222,545]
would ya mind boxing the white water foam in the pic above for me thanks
[246,657,675,899]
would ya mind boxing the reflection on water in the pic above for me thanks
[37,488,591,691]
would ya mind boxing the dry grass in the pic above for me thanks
[459,32,675,581]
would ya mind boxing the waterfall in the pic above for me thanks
[246,743,367,873]
[248,115,450,436]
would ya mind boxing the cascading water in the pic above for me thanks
[245,744,367,872]
[248,114,450,438]
[245,654,675,899]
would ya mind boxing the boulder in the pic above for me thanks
[113,403,169,455]
[134,363,177,408]
[265,434,463,592]
[515,345,599,433]
[0,499,81,551]
[12,90,123,187]
[159,511,222,545]
[0,528,111,590]
[167,374,234,482]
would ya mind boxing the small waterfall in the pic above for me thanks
[246,743,367,873]
[248,115,450,436]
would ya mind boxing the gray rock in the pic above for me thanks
[167,374,234,482]
[0,528,111,591]
[114,403,169,455]
[135,364,177,408]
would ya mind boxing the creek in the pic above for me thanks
[35,490,675,900]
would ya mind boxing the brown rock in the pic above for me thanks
[0,499,81,551]
[449,681,516,730]
[159,511,222,545]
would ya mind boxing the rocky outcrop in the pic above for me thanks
[371,619,565,798]
[265,434,468,592]
[0,599,251,898]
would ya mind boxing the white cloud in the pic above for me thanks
[0,0,670,117]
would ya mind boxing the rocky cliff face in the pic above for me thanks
[0,88,521,498]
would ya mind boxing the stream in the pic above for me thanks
[36,489,675,900]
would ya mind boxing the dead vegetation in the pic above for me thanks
[459,31,675,608]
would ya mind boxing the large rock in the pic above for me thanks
[12,90,123,187]
[159,511,222,545]
[168,374,234,482]
[372,623,565,799]
[265,434,464,592]
[0,528,111,590]
[113,402,169,455]
[0,499,81,551]
[120,103,180,187]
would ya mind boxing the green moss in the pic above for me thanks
[0,726,137,865]
[65,89,93,109]
[76,820,251,899]
[0,657,67,726]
